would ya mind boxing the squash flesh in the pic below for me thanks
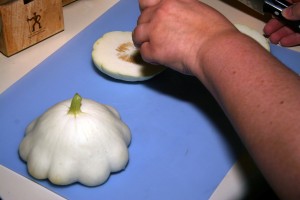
[92,31,165,81]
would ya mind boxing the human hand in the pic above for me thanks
[132,0,237,76]
[264,0,300,46]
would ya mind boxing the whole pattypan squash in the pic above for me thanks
[19,93,131,186]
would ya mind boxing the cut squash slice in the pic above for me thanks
[92,31,166,81]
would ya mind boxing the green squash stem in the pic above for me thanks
[68,93,82,116]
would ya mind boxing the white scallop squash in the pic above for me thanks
[235,24,270,51]
[92,31,166,81]
[19,93,131,186]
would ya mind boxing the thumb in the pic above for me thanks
[282,3,300,20]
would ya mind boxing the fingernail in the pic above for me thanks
[282,8,288,18]
[282,6,292,19]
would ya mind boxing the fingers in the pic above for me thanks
[139,42,159,65]
[133,5,156,48]
[264,17,300,46]
[282,2,300,20]
[268,26,294,44]
[264,18,300,46]
[264,18,285,36]
[279,32,300,46]
[133,0,161,48]
[139,0,161,11]
[136,6,153,24]
[132,23,149,48]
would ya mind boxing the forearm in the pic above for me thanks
[198,33,300,199]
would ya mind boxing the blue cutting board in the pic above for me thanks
[1,0,300,199]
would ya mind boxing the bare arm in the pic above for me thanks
[133,0,300,199]
[201,32,300,200]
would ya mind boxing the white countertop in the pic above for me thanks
[1,0,296,199]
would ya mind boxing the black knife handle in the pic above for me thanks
[263,0,300,32]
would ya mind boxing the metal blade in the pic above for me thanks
[237,0,265,14]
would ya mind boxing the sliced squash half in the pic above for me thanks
[235,24,270,51]
[92,31,166,81]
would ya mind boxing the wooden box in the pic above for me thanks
[0,0,64,56]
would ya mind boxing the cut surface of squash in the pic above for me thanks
[92,31,166,81]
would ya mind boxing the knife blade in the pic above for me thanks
[238,0,300,32]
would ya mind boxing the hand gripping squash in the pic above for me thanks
[92,31,166,81]
[19,93,131,186]
[235,24,270,51]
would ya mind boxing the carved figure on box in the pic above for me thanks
[27,12,42,32]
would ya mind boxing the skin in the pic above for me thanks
[133,0,300,199]
[264,0,300,46]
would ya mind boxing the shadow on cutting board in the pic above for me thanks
[145,69,244,158]
[145,69,279,199]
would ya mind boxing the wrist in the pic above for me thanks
[191,29,243,80]
[193,30,269,92]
